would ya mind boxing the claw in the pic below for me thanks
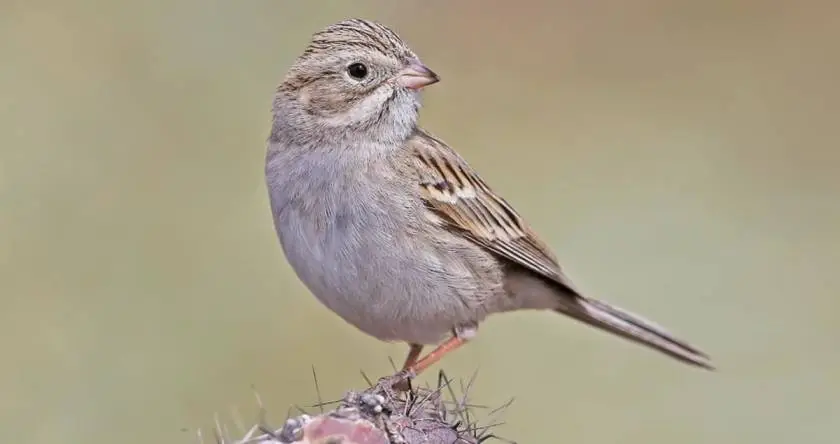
[375,369,416,393]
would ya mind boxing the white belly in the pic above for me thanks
[265,146,504,344]
[274,197,494,345]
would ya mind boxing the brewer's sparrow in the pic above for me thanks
[265,19,713,381]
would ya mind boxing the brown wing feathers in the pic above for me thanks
[409,130,714,369]
[411,130,568,284]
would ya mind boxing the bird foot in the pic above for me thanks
[375,368,416,394]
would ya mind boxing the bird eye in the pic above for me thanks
[346,63,368,80]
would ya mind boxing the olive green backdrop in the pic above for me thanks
[2,1,838,443]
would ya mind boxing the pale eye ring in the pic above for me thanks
[346,62,368,80]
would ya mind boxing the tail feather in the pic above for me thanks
[556,297,714,370]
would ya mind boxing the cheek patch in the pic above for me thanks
[301,77,357,117]
[321,85,394,127]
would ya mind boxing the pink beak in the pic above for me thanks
[396,60,439,90]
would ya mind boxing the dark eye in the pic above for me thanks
[346,63,368,80]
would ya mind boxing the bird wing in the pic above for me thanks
[407,130,715,370]
[408,129,580,293]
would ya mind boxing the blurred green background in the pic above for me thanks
[2,1,838,442]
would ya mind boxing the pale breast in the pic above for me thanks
[267,147,505,344]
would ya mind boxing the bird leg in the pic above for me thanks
[392,326,476,391]
[392,343,424,392]
[401,343,424,370]
[407,335,467,375]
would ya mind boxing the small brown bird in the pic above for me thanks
[265,18,713,383]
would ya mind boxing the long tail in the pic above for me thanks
[556,297,714,370]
